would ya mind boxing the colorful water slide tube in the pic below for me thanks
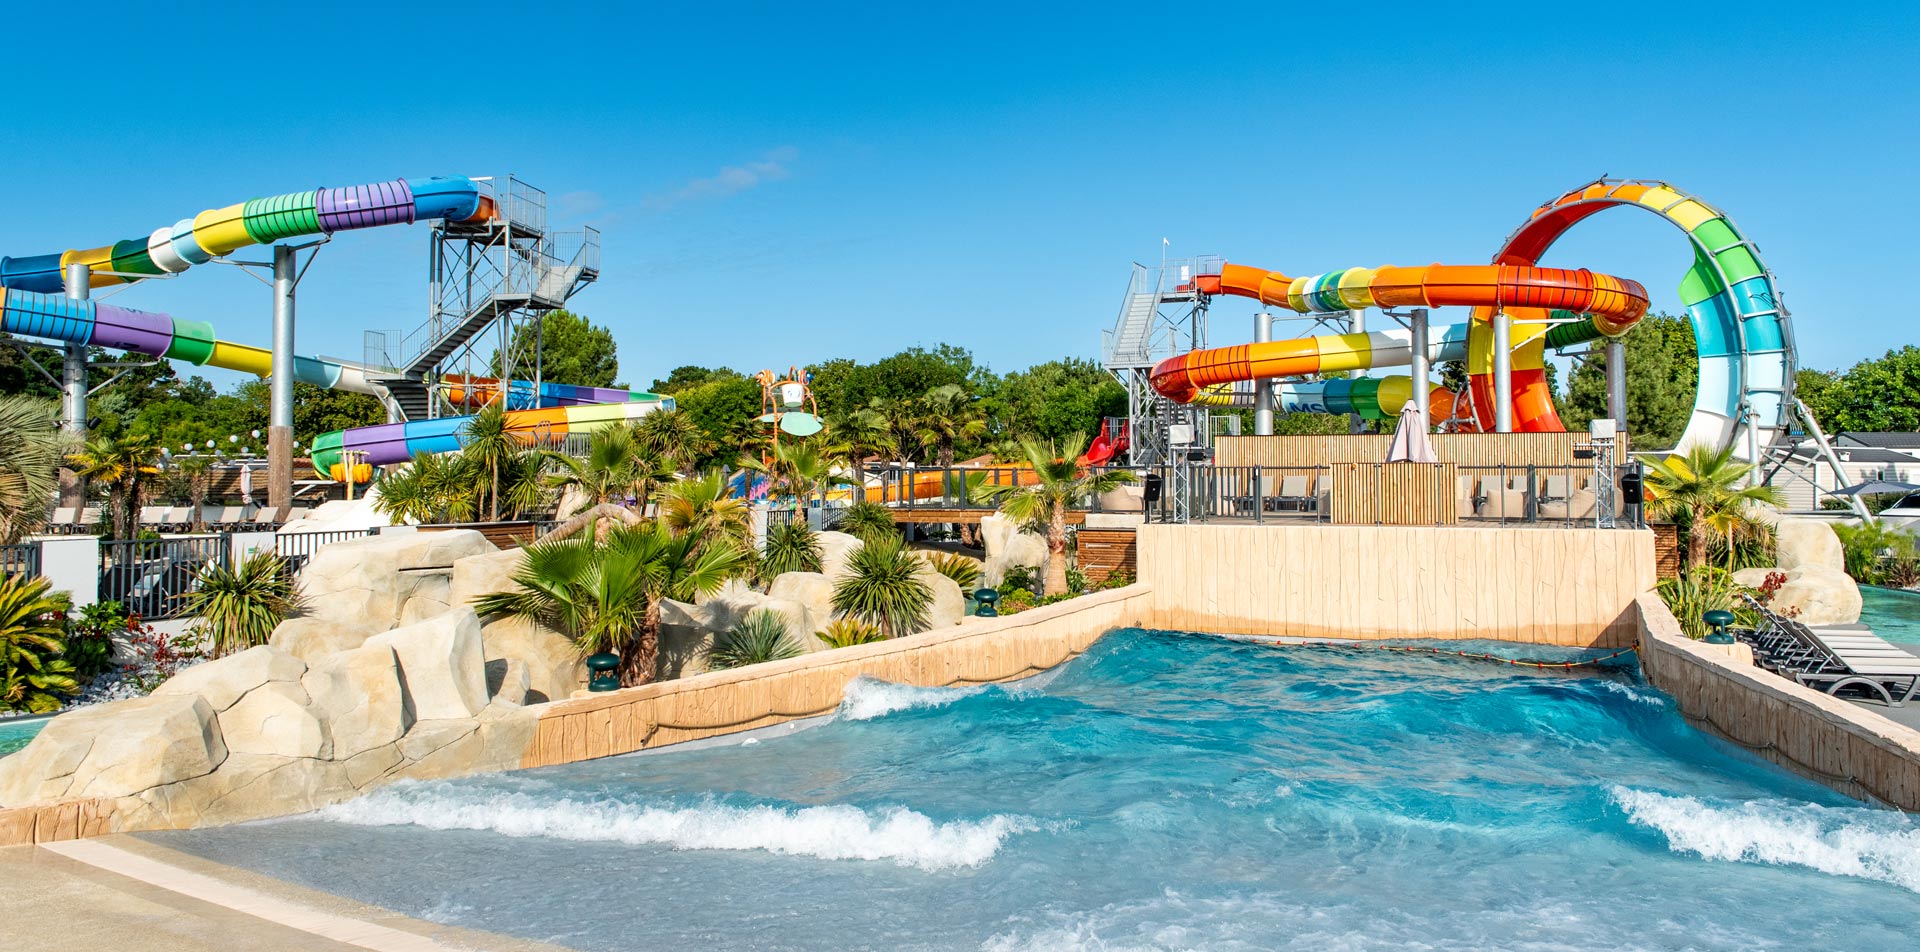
[1150,263,1649,429]
[307,396,675,481]
[1468,181,1792,454]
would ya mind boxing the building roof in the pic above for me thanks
[1786,444,1920,464]
[1838,432,1920,449]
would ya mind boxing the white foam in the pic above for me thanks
[1611,786,1920,892]
[1595,680,1667,707]
[321,784,1033,871]
[837,677,989,721]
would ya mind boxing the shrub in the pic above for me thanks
[1833,521,1916,584]
[997,587,1036,615]
[760,520,823,581]
[1094,569,1134,591]
[1065,566,1087,595]
[999,564,1039,596]
[816,617,886,649]
[832,535,934,637]
[1886,556,1920,590]
[926,551,981,591]
[0,575,78,713]
[1656,566,1756,639]
[710,609,803,669]
[123,623,205,693]
[63,600,128,679]
[836,502,899,544]
[185,551,300,658]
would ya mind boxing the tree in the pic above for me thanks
[0,575,77,713]
[168,455,216,532]
[807,345,984,415]
[632,408,708,471]
[1799,346,1920,433]
[830,534,933,638]
[977,433,1137,595]
[672,375,763,468]
[185,551,300,658]
[736,441,843,505]
[371,452,481,526]
[459,404,522,522]
[69,434,164,540]
[1640,444,1783,569]
[650,365,741,394]
[988,358,1126,444]
[542,426,651,539]
[489,310,619,388]
[1561,315,1699,446]
[659,471,752,550]
[0,397,68,543]
[913,383,988,466]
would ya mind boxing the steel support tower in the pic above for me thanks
[1102,258,1216,467]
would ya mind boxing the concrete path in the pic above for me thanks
[0,835,572,952]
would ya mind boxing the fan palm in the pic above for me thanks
[660,471,751,550]
[543,425,661,540]
[69,433,164,540]
[0,397,68,544]
[977,432,1137,595]
[738,441,847,506]
[1640,445,1784,569]
[830,402,898,466]
[0,574,78,713]
[633,408,708,472]
[831,534,932,638]
[459,404,523,522]
[912,384,987,467]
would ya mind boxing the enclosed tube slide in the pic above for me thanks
[307,395,675,481]
[1467,181,1792,455]
[1149,263,1649,420]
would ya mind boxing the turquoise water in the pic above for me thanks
[1861,585,1920,643]
[150,631,1920,951]
[0,717,47,757]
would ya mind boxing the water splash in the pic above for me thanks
[1612,786,1920,892]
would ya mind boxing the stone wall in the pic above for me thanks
[1635,591,1920,809]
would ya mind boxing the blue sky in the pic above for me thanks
[2,2,1915,392]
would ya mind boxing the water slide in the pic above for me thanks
[1149,181,1792,459]
[0,175,670,479]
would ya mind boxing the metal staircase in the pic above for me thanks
[1103,258,1216,468]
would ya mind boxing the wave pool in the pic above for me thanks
[148,630,1920,950]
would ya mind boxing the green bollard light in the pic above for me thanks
[974,588,1000,617]
[586,652,621,691]
[1702,609,1737,645]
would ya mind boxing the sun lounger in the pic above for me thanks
[1740,597,1920,705]
[252,506,281,529]
[161,507,193,531]
[138,505,169,528]
[79,507,101,531]
[211,506,243,531]
[1276,475,1311,512]
[45,507,78,534]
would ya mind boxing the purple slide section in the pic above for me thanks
[318,179,416,233]
[87,303,174,356]
[340,422,413,466]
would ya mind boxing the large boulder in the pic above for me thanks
[301,642,410,759]
[268,616,382,663]
[397,573,453,627]
[218,681,329,760]
[480,616,582,704]
[366,609,490,721]
[769,572,836,639]
[1777,518,1845,573]
[297,530,498,630]
[817,531,865,580]
[153,645,306,711]
[980,514,1047,587]
[916,562,966,629]
[449,547,527,607]
[0,694,226,805]
[1770,565,1864,626]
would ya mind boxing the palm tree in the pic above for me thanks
[476,522,745,686]
[459,404,522,522]
[0,397,68,544]
[371,452,479,526]
[977,432,1137,596]
[912,384,987,467]
[69,433,164,540]
[738,441,846,507]
[184,550,300,657]
[1640,445,1784,569]
[171,455,216,532]
[830,534,932,638]
[633,408,708,472]
[660,471,752,550]
[543,425,656,540]
[0,574,78,713]
[830,403,898,467]
[760,520,823,580]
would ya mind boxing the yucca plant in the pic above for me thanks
[816,617,886,649]
[760,520,823,581]
[709,609,803,669]
[832,534,933,638]
[976,432,1136,595]
[0,574,78,713]
[836,501,899,543]
[1656,566,1756,639]
[926,551,981,591]
[186,551,301,658]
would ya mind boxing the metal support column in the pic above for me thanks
[59,264,90,508]
[1252,311,1273,436]
[1409,308,1431,428]
[269,244,295,511]
[1347,308,1367,434]
[1492,309,1514,433]
[1605,337,1627,433]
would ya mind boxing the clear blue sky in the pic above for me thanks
[2,2,1914,392]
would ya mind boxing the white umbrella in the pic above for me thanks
[1384,403,1438,463]
[239,465,255,505]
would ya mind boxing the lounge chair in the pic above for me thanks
[252,506,281,529]
[45,507,77,534]
[79,507,102,531]
[1276,475,1310,512]
[1739,597,1920,705]
[138,505,169,529]
[211,506,243,531]
[161,507,193,532]
[1312,475,1331,512]
[1542,474,1570,502]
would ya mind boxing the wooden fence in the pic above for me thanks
[1328,463,1457,525]
[1217,431,1629,469]
[1076,528,1137,584]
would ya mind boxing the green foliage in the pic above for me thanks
[0,575,78,713]
[1639,444,1782,569]
[1095,569,1134,590]
[1656,567,1757,640]
[0,396,68,543]
[984,358,1126,446]
[661,471,752,550]
[672,375,763,469]
[832,534,933,638]
[650,365,742,395]
[1833,521,1918,585]
[999,564,1039,596]
[1562,314,1698,446]
[709,609,803,669]
[761,520,824,580]
[1798,345,1920,433]
[185,552,300,658]
[1065,566,1087,595]
[815,617,886,648]
[996,586,1036,614]
[976,433,1136,595]
[1274,412,1352,435]
[489,310,619,388]
[836,502,900,543]
[64,600,129,679]
[926,551,982,591]
[460,404,523,522]
[69,433,164,540]
[911,383,989,466]
[633,408,709,471]
[808,345,985,417]
[373,452,480,524]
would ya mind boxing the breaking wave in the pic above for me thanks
[1612,786,1920,893]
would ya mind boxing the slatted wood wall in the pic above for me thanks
[1329,463,1458,525]
[1217,432,1630,468]
[1652,523,1681,579]
[1076,528,1138,584]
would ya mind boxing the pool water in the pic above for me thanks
[150,631,1920,951]
[0,717,47,757]
[1861,585,1920,643]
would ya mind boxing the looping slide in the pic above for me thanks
[1150,262,1649,409]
